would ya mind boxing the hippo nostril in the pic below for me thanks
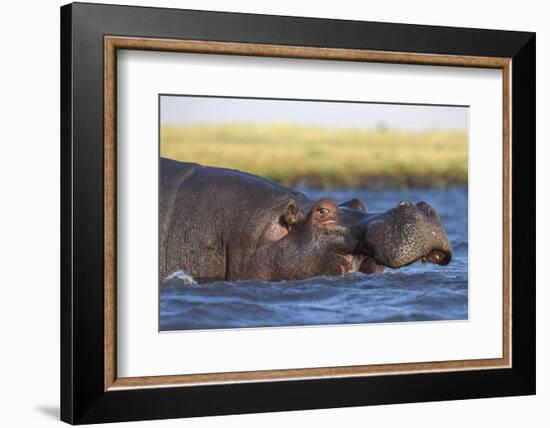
[399,200,412,207]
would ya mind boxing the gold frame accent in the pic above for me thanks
[104,36,512,391]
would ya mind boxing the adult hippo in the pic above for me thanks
[160,158,452,282]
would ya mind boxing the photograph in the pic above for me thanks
[159,95,469,331]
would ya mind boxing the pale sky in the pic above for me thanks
[160,95,468,132]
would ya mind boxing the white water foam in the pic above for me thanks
[164,270,198,286]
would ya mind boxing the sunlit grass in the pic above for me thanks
[160,123,468,189]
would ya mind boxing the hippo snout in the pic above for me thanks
[415,201,452,266]
[362,200,452,269]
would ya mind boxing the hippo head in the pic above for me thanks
[275,197,372,276]
[359,200,452,272]
[274,197,451,278]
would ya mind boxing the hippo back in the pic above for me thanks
[159,158,308,280]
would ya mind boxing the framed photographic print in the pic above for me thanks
[60,2,536,424]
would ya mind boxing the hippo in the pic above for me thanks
[160,158,452,282]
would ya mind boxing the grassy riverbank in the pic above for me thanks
[160,124,468,189]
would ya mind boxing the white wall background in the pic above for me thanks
[0,0,545,427]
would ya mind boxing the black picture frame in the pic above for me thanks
[61,2,535,424]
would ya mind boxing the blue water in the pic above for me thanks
[160,187,468,331]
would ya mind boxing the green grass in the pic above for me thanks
[160,123,468,189]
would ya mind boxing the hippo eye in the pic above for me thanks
[317,207,330,216]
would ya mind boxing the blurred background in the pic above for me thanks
[160,95,468,189]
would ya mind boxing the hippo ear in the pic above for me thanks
[339,198,367,212]
[283,201,304,227]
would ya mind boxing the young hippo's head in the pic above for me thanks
[360,200,452,271]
